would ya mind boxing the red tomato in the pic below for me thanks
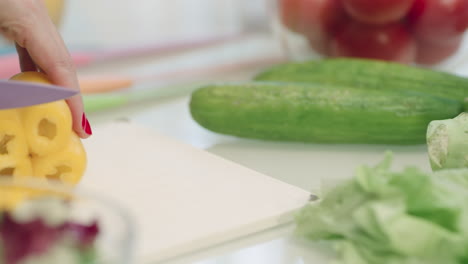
[330,21,417,64]
[408,0,468,44]
[305,0,348,55]
[342,0,415,24]
[280,0,346,54]
[416,36,463,65]
[280,0,345,33]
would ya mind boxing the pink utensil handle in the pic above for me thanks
[92,33,248,62]
[0,33,246,79]
[0,56,23,79]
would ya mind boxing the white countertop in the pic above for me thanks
[88,94,432,192]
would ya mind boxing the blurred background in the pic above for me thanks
[59,0,270,49]
[0,0,271,48]
[0,0,289,97]
[0,0,467,91]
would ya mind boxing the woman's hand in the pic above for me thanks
[0,0,91,138]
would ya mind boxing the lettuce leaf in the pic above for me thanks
[296,153,468,264]
[427,112,468,171]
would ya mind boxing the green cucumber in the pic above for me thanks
[189,82,463,145]
[254,58,468,105]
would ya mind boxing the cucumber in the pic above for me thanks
[189,82,463,145]
[254,58,468,105]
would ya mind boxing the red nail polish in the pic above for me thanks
[82,113,92,135]
[81,113,86,128]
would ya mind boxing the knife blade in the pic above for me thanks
[0,80,78,110]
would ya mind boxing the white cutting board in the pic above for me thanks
[79,121,311,262]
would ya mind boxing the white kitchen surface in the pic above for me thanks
[88,94,432,192]
[80,121,311,263]
[156,233,336,264]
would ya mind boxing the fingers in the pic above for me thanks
[1,0,91,138]
[66,95,91,138]
[24,27,91,138]
[15,43,36,72]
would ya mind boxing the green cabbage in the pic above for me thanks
[295,154,468,264]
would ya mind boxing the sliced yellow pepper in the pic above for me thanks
[0,156,33,178]
[32,133,86,185]
[11,70,73,157]
[0,179,75,210]
[20,100,72,157]
[0,72,88,187]
[0,185,29,210]
[0,109,29,159]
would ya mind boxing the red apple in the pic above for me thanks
[342,0,415,24]
[408,0,468,44]
[330,21,417,64]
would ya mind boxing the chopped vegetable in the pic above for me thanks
[0,198,99,264]
[295,153,468,264]
[427,112,468,171]
[0,72,87,187]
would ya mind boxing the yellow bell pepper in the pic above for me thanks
[0,72,87,187]
[32,133,86,185]
[0,109,29,159]
[10,70,73,156]
[0,179,75,210]
[0,185,28,210]
[20,100,72,157]
[0,157,33,178]
[0,109,33,180]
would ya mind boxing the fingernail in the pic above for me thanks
[82,113,92,135]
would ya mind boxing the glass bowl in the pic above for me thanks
[269,0,468,68]
[0,178,135,264]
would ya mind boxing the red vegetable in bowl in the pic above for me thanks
[279,0,468,65]
[0,214,60,264]
[60,221,100,248]
[408,0,468,44]
[330,21,416,63]
[416,36,463,65]
[280,0,345,33]
[279,0,346,54]
[0,212,100,264]
[342,0,415,24]
[279,0,303,33]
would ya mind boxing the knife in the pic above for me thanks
[0,79,78,110]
